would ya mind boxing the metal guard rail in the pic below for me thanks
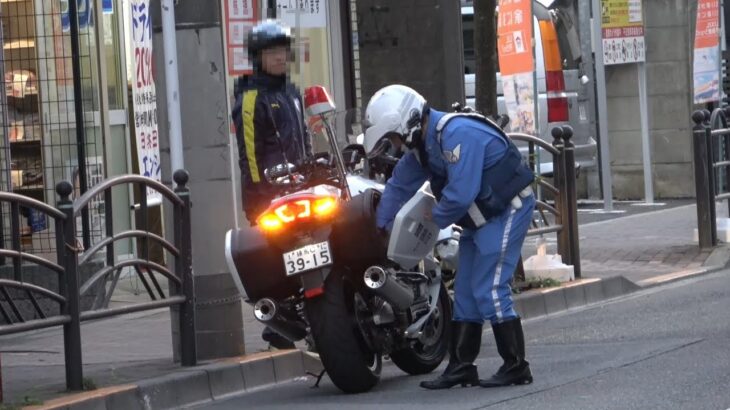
[0,169,197,392]
[692,108,730,248]
[508,126,581,276]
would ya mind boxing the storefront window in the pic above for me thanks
[0,0,125,256]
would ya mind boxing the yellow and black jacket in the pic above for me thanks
[231,73,312,221]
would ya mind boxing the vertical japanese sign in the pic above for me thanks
[601,0,645,65]
[693,0,721,104]
[498,0,536,134]
[130,0,162,202]
[224,0,258,76]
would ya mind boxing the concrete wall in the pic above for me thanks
[606,0,694,199]
[354,0,465,111]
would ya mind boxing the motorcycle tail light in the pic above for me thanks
[257,195,339,234]
[312,197,337,217]
[258,212,284,232]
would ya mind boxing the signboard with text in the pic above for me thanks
[693,0,722,104]
[130,0,162,203]
[601,0,645,65]
[276,0,327,29]
[224,0,258,76]
[497,0,536,134]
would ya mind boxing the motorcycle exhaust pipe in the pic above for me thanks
[363,266,414,310]
[253,298,308,342]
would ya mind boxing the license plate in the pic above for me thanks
[283,241,332,276]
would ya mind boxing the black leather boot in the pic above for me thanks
[479,318,533,387]
[420,321,482,389]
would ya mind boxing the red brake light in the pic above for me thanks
[547,96,569,123]
[546,70,569,122]
[540,20,570,123]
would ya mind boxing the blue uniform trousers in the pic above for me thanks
[453,195,535,325]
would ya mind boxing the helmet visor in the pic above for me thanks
[367,137,393,160]
[363,112,401,154]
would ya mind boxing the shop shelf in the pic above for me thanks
[3,39,35,50]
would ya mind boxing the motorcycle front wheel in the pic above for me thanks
[390,282,452,375]
[304,271,382,393]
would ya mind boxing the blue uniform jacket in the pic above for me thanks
[376,109,509,231]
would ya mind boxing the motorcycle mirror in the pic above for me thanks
[304,86,336,117]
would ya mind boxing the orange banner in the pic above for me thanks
[695,0,721,49]
[497,0,534,75]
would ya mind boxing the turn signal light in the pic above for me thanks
[313,197,337,217]
[257,195,339,233]
[258,213,284,232]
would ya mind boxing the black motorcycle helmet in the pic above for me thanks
[247,20,293,71]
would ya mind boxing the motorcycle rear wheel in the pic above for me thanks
[390,282,452,375]
[305,271,382,393]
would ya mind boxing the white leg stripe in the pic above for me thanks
[491,208,516,322]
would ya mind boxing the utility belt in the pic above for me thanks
[460,185,533,230]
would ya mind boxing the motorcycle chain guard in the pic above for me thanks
[387,182,440,269]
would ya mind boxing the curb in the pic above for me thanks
[514,244,730,321]
[513,276,641,320]
[21,350,323,410]
[636,245,730,288]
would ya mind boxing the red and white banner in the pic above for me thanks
[498,0,536,134]
[130,0,162,203]
[224,0,258,76]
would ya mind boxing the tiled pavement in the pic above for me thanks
[522,202,720,284]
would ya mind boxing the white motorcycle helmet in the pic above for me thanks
[363,85,427,158]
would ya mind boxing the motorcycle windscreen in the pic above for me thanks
[387,182,440,269]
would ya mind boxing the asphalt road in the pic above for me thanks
[200,270,730,410]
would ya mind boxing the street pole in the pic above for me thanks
[152,1,245,360]
[161,0,185,173]
[591,0,614,211]
[638,62,654,204]
[577,0,600,198]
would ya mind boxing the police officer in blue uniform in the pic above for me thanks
[363,85,535,389]
[231,20,312,350]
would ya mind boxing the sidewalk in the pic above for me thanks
[1,202,727,409]
[525,202,720,284]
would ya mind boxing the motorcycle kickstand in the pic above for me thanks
[307,369,327,388]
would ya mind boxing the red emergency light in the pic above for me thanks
[304,86,336,117]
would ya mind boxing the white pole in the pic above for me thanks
[638,62,654,204]
[161,0,185,173]
[591,0,614,212]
